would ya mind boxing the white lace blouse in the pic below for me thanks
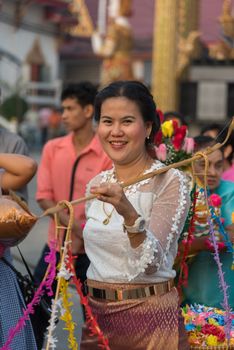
[83,160,190,283]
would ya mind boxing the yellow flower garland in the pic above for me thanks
[59,278,78,350]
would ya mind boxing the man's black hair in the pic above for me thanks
[61,82,97,107]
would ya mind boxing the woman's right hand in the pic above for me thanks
[90,182,139,226]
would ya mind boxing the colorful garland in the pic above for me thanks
[66,251,110,350]
[45,241,79,350]
[182,304,234,347]
[58,243,78,350]
[203,187,232,344]
[0,240,57,350]
[177,184,197,292]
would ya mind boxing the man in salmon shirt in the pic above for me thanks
[34,82,112,341]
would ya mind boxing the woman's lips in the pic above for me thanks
[109,141,127,150]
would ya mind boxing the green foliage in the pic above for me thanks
[0,94,28,122]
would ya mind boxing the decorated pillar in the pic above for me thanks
[152,0,179,112]
[152,0,200,112]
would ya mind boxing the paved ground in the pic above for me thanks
[11,151,84,349]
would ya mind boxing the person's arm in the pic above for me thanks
[4,133,30,201]
[0,153,37,191]
[38,198,82,234]
[185,224,234,255]
[179,236,208,256]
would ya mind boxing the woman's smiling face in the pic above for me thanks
[97,96,152,166]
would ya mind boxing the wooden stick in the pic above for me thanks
[40,117,234,218]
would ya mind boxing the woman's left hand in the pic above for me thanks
[90,183,139,225]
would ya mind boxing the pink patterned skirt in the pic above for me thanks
[80,281,189,350]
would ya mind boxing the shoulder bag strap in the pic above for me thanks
[17,246,35,282]
[62,156,81,246]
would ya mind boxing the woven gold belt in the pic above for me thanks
[86,280,174,301]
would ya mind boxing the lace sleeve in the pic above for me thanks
[124,169,190,281]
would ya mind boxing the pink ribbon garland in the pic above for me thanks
[0,240,57,350]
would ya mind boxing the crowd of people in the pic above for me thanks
[0,80,233,349]
[18,105,65,150]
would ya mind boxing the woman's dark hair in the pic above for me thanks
[164,111,187,126]
[194,132,234,163]
[194,135,225,159]
[201,123,224,137]
[216,128,234,164]
[94,81,161,147]
[193,135,216,152]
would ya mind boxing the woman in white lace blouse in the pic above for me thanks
[80,81,190,350]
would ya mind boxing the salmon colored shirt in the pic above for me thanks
[36,133,112,247]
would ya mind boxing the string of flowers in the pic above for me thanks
[0,240,57,350]
[154,118,196,291]
[232,213,234,270]
[204,187,232,345]
[45,200,75,350]
[45,242,76,350]
[59,279,78,350]
[44,298,60,350]
[205,191,233,254]
[177,185,197,293]
[57,243,78,350]
[66,251,110,350]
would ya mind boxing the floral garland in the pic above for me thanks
[190,187,232,346]
[0,240,57,350]
[59,279,77,350]
[182,304,234,347]
[176,184,197,292]
[45,242,79,350]
[153,118,233,345]
[58,250,78,350]
[66,251,110,350]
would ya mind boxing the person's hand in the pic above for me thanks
[71,233,85,255]
[90,182,139,225]
[71,220,85,254]
[58,213,85,254]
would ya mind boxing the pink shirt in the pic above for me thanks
[36,133,112,247]
[222,164,234,182]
